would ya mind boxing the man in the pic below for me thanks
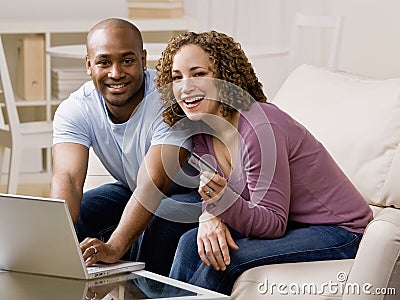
[51,18,200,276]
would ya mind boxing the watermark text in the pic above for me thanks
[257,272,396,296]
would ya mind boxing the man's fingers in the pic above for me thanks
[80,238,102,266]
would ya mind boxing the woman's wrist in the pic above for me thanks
[199,211,216,223]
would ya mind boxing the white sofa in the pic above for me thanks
[231,64,400,299]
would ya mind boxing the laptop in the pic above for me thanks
[0,193,144,279]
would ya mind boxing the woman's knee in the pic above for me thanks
[176,228,198,255]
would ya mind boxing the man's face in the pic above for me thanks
[85,27,146,109]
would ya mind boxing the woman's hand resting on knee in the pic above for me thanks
[197,213,239,271]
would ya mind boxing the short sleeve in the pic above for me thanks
[53,97,91,148]
[149,110,193,151]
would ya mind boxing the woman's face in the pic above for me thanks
[171,44,220,121]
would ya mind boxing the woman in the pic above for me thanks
[155,31,373,295]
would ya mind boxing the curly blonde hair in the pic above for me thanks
[155,31,267,126]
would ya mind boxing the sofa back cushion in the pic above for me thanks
[273,64,400,208]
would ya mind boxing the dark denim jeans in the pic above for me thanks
[169,223,363,295]
[75,181,201,276]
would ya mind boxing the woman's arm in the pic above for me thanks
[206,123,291,238]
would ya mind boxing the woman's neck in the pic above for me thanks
[204,110,240,141]
[204,110,240,177]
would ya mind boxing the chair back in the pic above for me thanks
[0,81,5,129]
[0,35,21,134]
[288,13,343,72]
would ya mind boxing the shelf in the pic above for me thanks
[47,43,166,61]
[0,100,62,107]
[0,17,197,34]
[46,45,86,59]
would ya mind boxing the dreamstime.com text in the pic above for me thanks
[257,272,396,296]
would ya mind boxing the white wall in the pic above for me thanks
[184,0,289,98]
[184,0,326,98]
[324,0,400,79]
[186,0,400,92]
[2,0,399,86]
[184,0,285,46]
[0,0,127,21]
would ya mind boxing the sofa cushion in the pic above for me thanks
[273,64,400,208]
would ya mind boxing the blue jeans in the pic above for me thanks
[169,223,363,295]
[75,181,202,276]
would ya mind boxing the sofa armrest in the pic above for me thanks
[231,259,354,299]
[343,207,400,300]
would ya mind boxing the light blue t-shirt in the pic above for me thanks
[53,69,192,190]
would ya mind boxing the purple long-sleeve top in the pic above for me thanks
[194,102,373,239]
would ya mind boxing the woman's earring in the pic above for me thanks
[143,66,147,71]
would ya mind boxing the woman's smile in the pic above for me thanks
[181,96,205,109]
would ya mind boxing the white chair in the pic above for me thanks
[241,13,342,100]
[288,13,343,72]
[0,34,53,194]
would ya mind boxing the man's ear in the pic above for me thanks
[142,49,147,71]
[85,55,92,76]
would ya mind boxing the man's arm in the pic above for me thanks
[50,142,89,224]
[81,144,188,265]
